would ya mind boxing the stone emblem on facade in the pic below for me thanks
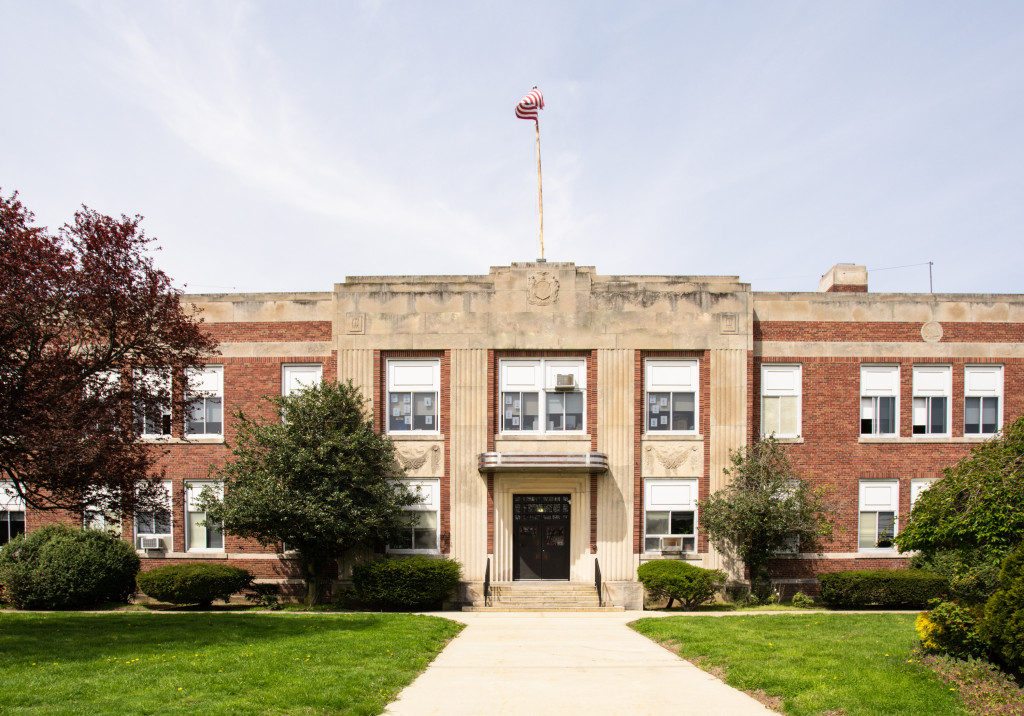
[921,321,943,343]
[527,271,559,306]
[345,312,366,334]
[394,443,442,476]
[643,444,702,476]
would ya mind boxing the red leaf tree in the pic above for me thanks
[0,189,217,515]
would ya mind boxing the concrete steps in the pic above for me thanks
[462,582,625,612]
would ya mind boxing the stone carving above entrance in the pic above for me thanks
[527,271,559,306]
[394,443,443,477]
[643,444,702,476]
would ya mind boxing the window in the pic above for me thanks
[859,480,898,550]
[0,483,25,546]
[388,479,439,552]
[135,480,172,550]
[910,478,937,511]
[387,359,440,433]
[965,365,1002,436]
[84,494,121,535]
[860,365,899,436]
[185,365,223,436]
[282,364,322,397]
[643,478,697,553]
[645,359,698,433]
[134,368,171,437]
[761,364,801,437]
[185,482,223,551]
[913,365,951,436]
[500,359,585,433]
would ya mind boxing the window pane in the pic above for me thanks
[389,527,414,550]
[546,393,564,431]
[912,397,927,434]
[860,397,873,434]
[779,395,798,435]
[413,392,436,430]
[413,528,438,550]
[646,511,669,535]
[521,392,539,431]
[188,512,207,550]
[502,392,519,431]
[155,509,171,535]
[564,391,583,431]
[205,398,222,434]
[965,396,981,434]
[670,511,694,535]
[136,513,155,534]
[672,392,695,431]
[763,396,780,435]
[390,392,411,431]
[878,512,895,545]
[982,397,998,434]
[859,512,877,550]
[647,392,669,431]
[186,399,205,434]
[644,537,661,552]
[878,397,895,434]
[207,520,223,549]
[930,397,947,434]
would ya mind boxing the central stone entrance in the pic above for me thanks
[513,494,571,580]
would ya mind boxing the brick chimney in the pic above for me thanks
[819,263,868,293]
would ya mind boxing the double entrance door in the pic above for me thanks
[513,493,570,580]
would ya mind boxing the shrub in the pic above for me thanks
[910,549,1001,606]
[0,524,140,609]
[817,569,947,608]
[917,600,987,660]
[352,557,462,610]
[136,563,254,607]
[791,591,815,608]
[979,545,1024,673]
[637,560,727,609]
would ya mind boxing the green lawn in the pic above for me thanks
[632,613,971,716]
[0,612,462,715]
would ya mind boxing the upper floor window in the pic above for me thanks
[282,364,322,397]
[0,483,25,547]
[643,478,697,553]
[965,365,1002,436]
[913,365,951,436]
[388,359,440,433]
[859,480,898,551]
[185,365,223,436]
[134,368,171,437]
[860,365,898,436]
[185,481,223,551]
[645,359,698,433]
[761,364,801,438]
[388,479,440,553]
[500,359,585,433]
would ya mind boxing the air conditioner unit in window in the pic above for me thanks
[554,374,576,390]
[139,536,164,550]
[660,537,684,553]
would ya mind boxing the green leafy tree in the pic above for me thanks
[895,412,1024,563]
[200,380,417,605]
[699,436,836,600]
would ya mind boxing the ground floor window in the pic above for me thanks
[1,483,26,546]
[859,480,898,550]
[135,480,172,550]
[186,482,224,551]
[644,478,697,553]
[388,479,440,553]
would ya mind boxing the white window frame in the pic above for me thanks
[910,478,937,512]
[761,364,802,438]
[134,368,172,438]
[388,478,440,554]
[184,365,224,437]
[134,480,172,550]
[83,490,121,535]
[282,363,323,397]
[858,480,898,552]
[964,364,1003,436]
[643,478,698,554]
[912,365,952,437]
[644,359,699,435]
[184,481,224,552]
[0,483,26,546]
[860,364,899,436]
[387,359,441,434]
[499,358,586,434]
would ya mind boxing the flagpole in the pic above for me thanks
[535,119,544,260]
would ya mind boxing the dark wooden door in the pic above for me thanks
[513,494,570,580]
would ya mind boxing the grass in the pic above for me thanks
[632,613,972,716]
[0,611,463,715]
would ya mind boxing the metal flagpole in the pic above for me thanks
[535,119,544,260]
[516,87,546,260]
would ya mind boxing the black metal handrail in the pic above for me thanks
[484,557,491,606]
[595,558,602,607]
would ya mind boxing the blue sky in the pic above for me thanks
[2,1,1022,294]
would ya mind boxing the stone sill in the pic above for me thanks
[387,433,443,441]
[139,436,225,445]
[496,434,592,442]
[763,436,804,444]
[642,433,704,442]
[859,436,990,445]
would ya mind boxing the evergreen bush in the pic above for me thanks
[917,600,988,660]
[817,569,947,608]
[136,563,254,607]
[0,524,140,609]
[352,556,462,610]
[637,560,726,609]
[979,545,1024,673]
[910,549,1001,606]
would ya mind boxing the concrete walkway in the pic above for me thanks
[385,611,776,716]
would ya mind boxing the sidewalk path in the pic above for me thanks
[385,611,776,716]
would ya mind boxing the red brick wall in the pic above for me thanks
[202,321,332,343]
[757,321,1024,343]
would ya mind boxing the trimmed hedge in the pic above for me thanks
[817,569,947,608]
[352,556,462,610]
[980,545,1024,673]
[0,524,140,609]
[136,563,254,607]
[637,560,726,609]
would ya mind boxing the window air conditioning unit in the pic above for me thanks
[554,374,576,391]
[660,537,684,553]
[139,536,164,550]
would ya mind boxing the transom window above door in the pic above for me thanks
[500,359,586,433]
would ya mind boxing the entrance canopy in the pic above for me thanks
[478,451,608,473]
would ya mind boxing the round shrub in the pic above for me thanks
[352,556,462,610]
[980,545,1024,673]
[637,560,726,609]
[916,600,987,660]
[790,591,815,608]
[136,563,254,607]
[817,569,947,608]
[0,524,140,609]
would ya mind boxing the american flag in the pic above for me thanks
[515,88,544,123]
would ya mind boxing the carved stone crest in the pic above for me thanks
[921,321,943,343]
[644,444,701,476]
[395,443,442,476]
[527,271,559,306]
